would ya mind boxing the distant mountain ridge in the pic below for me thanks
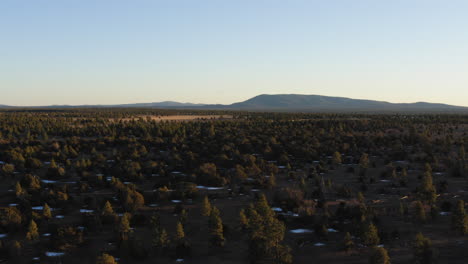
[118,101,205,107]
[221,94,466,111]
[1,94,467,112]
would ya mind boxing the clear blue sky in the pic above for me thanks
[1,0,467,106]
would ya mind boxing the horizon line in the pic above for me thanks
[1,93,467,108]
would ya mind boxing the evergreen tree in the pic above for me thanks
[119,213,131,241]
[26,220,39,241]
[175,221,185,243]
[174,221,190,258]
[239,208,249,229]
[275,244,293,264]
[15,182,24,197]
[451,200,468,235]
[362,222,380,246]
[102,201,117,224]
[343,232,355,252]
[9,240,22,257]
[413,233,435,264]
[102,201,114,216]
[267,174,276,189]
[419,169,437,204]
[414,201,426,224]
[255,194,274,219]
[43,203,52,220]
[209,206,225,247]
[359,153,370,169]
[96,253,117,264]
[180,209,188,227]
[201,195,212,217]
[246,194,292,264]
[155,228,169,249]
[151,214,169,253]
[357,192,365,204]
[333,151,342,164]
[369,247,391,264]
[5,207,22,231]
[234,164,248,181]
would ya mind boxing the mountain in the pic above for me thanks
[0,102,205,109]
[118,101,206,108]
[1,94,467,112]
[215,94,468,112]
[227,94,390,109]
[0,104,14,108]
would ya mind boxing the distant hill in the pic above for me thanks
[227,94,389,109]
[1,94,467,112]
[0,102,205,109]
[214,94,468,112]
[119,101,206,108]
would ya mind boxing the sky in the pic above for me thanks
[1,0,468,106]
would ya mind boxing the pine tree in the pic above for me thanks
[357,192,365,204]
[96,253,117,264]
[246,194,292,264]
[10,240,22,257]
[362,222,380,246]
[359,153,370,169]
[209,206,225,247]
[43,203,52,220]
[15,182,24,197]
[234,164,247,181]
[451,200,468,235]
[255,194,274,219]
[276,244,293,264]
[333,151,342,164]
[5,207,22,230]
[158,229,169,248]
[180,209,188,226]
[413,233,434,264]
[399,202,406,216]
[414,201,426,224]
[343,232,354,252]
[400,168,408,186]
[50,159,58,169]
[239,208,249,229]
[174,221,190,258]
[26,220,39,240]
[369,247,391,264]
[419,169,437,204]
[119,213,131,240]
[102,201,116,224]
[175,221,185,243]
[267,174,276,189]
[151,214,170,252]
[424,163,432,174]
[201,196,212,217]
[102,201,114,216]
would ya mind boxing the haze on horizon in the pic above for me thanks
[1,0,468,107]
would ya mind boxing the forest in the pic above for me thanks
[0,108,467,264]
